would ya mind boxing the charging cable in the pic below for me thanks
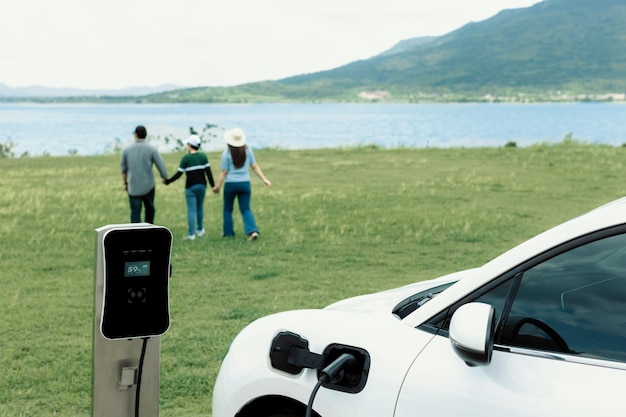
[305,353,356,417]
[135,337,149,417]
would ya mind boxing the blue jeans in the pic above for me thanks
[222,181,258,236]
[129,187,155,223]
[185,184,207,236]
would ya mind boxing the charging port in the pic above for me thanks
[269,332,371,394]
[319,344,370,393]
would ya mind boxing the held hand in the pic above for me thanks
[212,186,220,194]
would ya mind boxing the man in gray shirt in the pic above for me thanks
[121,125,168,223]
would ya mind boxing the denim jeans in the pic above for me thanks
[185,184,207,236]
[129,187,155,223]
[222,181,258,236]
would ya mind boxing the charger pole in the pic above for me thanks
[93,223,170,417]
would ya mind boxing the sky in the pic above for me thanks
[0,0,543,90]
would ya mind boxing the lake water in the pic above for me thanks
[1,102,625,156]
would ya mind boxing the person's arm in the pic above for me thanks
[164,170,183,185]
[212,170,227,193]
[205,165,216,188]
[120,152,128,191]
[164,154,186,185]
[251,163,271,187]
[154,151,169,180]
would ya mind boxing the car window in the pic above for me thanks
[473,278,515,327]
[498,233,626,363]
[424,278,514,331]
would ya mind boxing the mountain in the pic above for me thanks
[377,37,439,57]
[0,83,183,98]
[145,0,626,103]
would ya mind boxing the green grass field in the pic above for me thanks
[1,143,625,416]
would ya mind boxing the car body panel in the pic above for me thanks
[213,308,437,417]
[213,197,626,417]
[324,270,466,314]
[396,335,626,417]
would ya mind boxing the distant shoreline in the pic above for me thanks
[1,91,626,105]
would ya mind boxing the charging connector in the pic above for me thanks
[306,353,357,417]
[319,353,356,384]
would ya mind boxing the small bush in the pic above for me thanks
[0,140,16,158]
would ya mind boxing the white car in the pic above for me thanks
[213,198,626,417]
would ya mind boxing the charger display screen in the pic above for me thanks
[125,261,150,277]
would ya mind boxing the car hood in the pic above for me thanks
[323,269,476,316]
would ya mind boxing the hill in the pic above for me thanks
[144,0,626,103]
[0,83,183,98]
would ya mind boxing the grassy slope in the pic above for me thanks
[0,144,624,416]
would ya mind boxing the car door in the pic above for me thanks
[395,229,626,417]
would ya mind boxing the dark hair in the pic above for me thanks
[134,125,147,139]
[229,145,247,168]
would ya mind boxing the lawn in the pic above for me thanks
[0,143,624,416]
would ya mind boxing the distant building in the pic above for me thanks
[358,91,389,101]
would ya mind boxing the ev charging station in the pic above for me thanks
[93,224,172,417]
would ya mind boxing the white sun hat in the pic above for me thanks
[224,128,247,147]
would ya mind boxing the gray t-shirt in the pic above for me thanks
[121,140,168,196]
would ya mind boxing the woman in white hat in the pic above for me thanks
[212,127,271,240]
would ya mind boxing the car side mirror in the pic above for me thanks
[449,302,496,367]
